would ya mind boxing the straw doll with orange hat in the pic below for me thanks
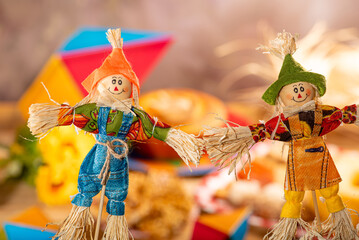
[203,31,359,239]
[28,28,203,240]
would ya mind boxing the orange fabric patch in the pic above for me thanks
[285,106,341,191]
[286,137,341,191]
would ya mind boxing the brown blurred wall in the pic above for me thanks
[1,0,359,101]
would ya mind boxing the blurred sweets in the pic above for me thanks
[196,142,287,222]
[35,125,95,205]
[221,159,284,220]
[227,177,283,220]
[89,171,194,240]
[126,170,193,240]
[138,88,231,159]
[139,88,228,134]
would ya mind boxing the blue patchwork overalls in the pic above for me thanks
[72,107,134,216]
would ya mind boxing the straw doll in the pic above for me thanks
[203,31,359,239]
[28,28,203,240]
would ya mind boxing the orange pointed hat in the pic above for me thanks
[81,28,140,104]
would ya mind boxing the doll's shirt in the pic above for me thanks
[249,104,357,143]
[57,103,171,142]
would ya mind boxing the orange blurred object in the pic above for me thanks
[10,206,58,231]
[237,159,275,186]
[137,88,228,159]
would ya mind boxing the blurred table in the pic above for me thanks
[0,181,265,240]
[0,101,268,239]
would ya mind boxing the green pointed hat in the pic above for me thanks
[260,32,326,105]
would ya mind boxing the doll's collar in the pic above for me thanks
[283,100,316,118]
[96,96,134,114]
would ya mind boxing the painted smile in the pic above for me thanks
[107,88,125,95]
[292,94,308,103]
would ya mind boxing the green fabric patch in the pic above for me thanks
[132,108,170,141]
[75,103,99,132]
[107,109,123,135]
[262,54,326,105]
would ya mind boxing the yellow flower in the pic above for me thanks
[36,126,95,205]
[36,165,78,205]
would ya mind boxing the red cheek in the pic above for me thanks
[286,94,292,100]
[123,87,129,92]
[306,89,311,96]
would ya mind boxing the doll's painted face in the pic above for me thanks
[279,82,315,107]
[98,74,132,100]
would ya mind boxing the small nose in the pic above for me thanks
[298,94,302,98]
[114,87,119,91]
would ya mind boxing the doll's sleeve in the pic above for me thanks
[129,107,171,141]
[341,104,358,125]
[320,104,358,136]
[58,103,99,134]
[131,107,203,166]
[249,114,292,143]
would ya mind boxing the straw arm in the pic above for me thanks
[203,125,255,175]
[165,128,204,167]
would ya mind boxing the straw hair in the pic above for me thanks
[165,128,204,167]
[106,28,123,49]
[257,30,298,59]
[52,205,94,240]
[102,215,132,240]
[203,125,254,176]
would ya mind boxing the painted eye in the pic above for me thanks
[300,86,305,92]
[294,88,298,93]
[112,79,116,84]
[118,80,122,85]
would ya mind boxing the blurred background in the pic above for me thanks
[1,0,359,239]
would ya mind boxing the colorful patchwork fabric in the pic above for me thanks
[248,114,291,142]
[249,104,357,143]
[57,103,171,142]
[248,124,269,142]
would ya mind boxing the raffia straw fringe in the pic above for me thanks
[264,217,324,240]
[165,128,204,167]
[106,28,123,49]
[322,209,359,240]
[203,126,254,176]
[102,215,132,240]
[256,30,298,59]
[28,103,62,138]
[52,205,94,240]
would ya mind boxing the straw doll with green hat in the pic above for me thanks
[203,31,359,239]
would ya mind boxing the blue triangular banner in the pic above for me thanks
[59,27,167,52]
